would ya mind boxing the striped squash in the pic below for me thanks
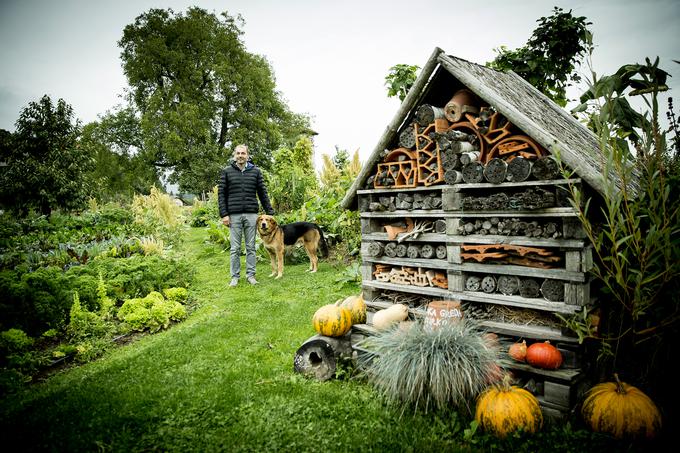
[581,374,661,439]
[312,304,352,337]
[475,377,543,437]
[338,293,367,325]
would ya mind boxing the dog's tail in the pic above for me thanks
[317,226,329,258]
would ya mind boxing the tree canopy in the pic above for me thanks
[0,95,93,215]
[118,7,311,194]
[488,7,591,107]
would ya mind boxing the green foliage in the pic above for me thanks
[488,7,591,107]
[0,95,94,215]
[0,329,34,354]
[117,291,187,333]
[66,292,111,341]
[335,262,361,286]
[558,60,679,414]
[267,137,318,212]
[385,64,420,101]
[361,320,499,413]
[80,107,161,202]
[131,187,185,244]
[573,58,670,151]
[189,187,219,227]
[118,7,310,194]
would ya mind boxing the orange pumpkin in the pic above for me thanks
[526,341,562,369]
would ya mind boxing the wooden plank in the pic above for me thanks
[499,360,582,382]
[361,232,448,243]
[362,256,449,269]
[455,291,581,314]
[448,270,465,292]
[444,208,579,218]
[448,235,585,249]
[441,186,460,211]
[482,321,579,344]
[565,251,581,272]
[450,263,585,282]
[357,184,456,195]
[455,178,581,189]
[361,210,455,218]
[360,263,373,282]
[363,280,455,299]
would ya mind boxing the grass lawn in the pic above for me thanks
[0,228,650,452]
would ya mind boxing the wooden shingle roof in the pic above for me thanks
[342,47,626,210]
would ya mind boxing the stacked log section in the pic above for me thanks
[461,187,556,211]
[365,241,447,260]
[457,217,562,238]
[532,156,561,180]
[507,156,532,182]
[483,158,508,184]
[367,191,442,211]
[464,274,565,302]
[462,161,485,183]
[415,104,446,127]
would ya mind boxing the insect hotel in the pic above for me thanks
[338,47,613,420]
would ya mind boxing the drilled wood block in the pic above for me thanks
[564,282,589,306]
[449,270,465,292]
[441,186,461,211]
[446,244,462,264]
[544,381,572,408]
[450,245,461,264]
[446,218,461,235]
[565,251,581,272]
[361,263,374,282]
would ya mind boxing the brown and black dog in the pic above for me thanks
[256,214,328,279]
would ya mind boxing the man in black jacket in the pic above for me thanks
[218,144,275,287]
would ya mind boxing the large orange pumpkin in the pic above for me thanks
[581,373,662,439]
[312,304,352,337]
[475,376,543,437]
[526,341,562,369]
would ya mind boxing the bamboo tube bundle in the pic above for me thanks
[497,275,520,295]
[506,156,533,182]
[531,156,561,180]
[462,161,484,183]
[395,243,408,258]
[415,104,446,127]
[444,169,463,185]
[483,158,508,184]
[384,242,398,258]
[519,278,541,298]
[435,245,447,259]
[540,279,564,302]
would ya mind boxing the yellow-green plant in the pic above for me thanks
[132,187,184,243]
[138,236,165,256]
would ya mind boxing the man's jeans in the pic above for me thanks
[229,213,258,279]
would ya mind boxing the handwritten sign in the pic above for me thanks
[425,300,463,329]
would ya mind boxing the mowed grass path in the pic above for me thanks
[0,228,469,452]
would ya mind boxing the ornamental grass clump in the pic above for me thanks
[362,320,500,413]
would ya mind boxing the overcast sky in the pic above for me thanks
[1,0,678,171]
